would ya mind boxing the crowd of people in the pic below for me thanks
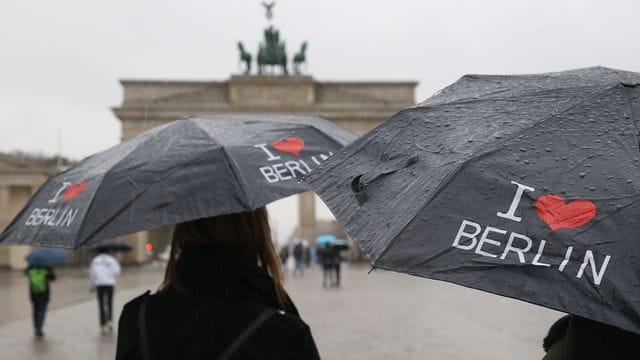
[278,238,344,287]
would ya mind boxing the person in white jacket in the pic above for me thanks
[90,250,121,333]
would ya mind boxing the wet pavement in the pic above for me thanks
[0,263,560,359]
[0,262,165,324]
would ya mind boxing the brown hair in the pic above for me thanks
[160,207,288,309]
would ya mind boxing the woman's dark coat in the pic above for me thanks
[542,315,640,360]
[115,249,320,360]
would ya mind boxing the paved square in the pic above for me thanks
[0,263,560,359]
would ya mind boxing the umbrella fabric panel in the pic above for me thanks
[0,167,97,248]
[0,114,357,248]
[0,122,183,248]
[209,129,344,209]
[310,84,610,261]
[77,122,248,246]
[377,112,640,335]
[308,69,640,335]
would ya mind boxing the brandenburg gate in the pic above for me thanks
[112,5,416,258]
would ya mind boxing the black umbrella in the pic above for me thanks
[331,239,350,251]
[308,67,640,334]
[0,114,356,248]
[91,241,133,253]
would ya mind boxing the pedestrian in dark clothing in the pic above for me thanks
[279,245,289,271]
[318,244,342,287]
[304,245,311,267]
[115,207,320,360]
[333,249,342,287]
[317,244,333,287]
[292,241,304,277]
[542,315,640,359]
[25,266,55,338]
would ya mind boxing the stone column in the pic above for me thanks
[298,191,316,243]
[0,186,10,267]
[0,186,9,227]
[7,185,33,270]
[124,231,149,264]
[8,246,30,270]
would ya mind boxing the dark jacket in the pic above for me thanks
[316,246,338,268]
[542,315,640,360]
[115,249,320,360]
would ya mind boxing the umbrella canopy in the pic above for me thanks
[25,247,69,267]
[331,239,350,251]
[0,114,356,249]
[308,67,640,334]
[315,234,337,245]
[91,241,132,253]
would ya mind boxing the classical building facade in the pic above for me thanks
[112,75,417,249]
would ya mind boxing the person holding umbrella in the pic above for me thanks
[115,208,320,360]
[24,247,67,338]
[90,246,121,333]
[330,239,349,287]
[25,266,55,338]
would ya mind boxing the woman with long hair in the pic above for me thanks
[115,207,320,360]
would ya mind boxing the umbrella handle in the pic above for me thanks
[351,155,419,205]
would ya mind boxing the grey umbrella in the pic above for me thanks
[0,114,356,248]
[307,67,640,334]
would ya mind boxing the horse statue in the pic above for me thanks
[293,41,307,75]
[257,27,288,75]
[237,42,252,75]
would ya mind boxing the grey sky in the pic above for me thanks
[2,0,639,160]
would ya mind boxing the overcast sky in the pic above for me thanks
[2,0,639,239]
[2,0,639,160]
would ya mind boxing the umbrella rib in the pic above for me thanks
[622,86,640,155]
[372,86,617,265]
[77,187,151,247]
[219,146,252,209]
[74,123,193,246]
[78,122,246,245]
[190,120,252,210]
[78,143,235,245]
[73,121,191,243]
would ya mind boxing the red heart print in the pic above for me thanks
[63,181,87,202]
[272,137,304,156]
[535,194,596,231]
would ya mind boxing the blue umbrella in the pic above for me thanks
[315,234,337,245]
[25,247,69,267]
